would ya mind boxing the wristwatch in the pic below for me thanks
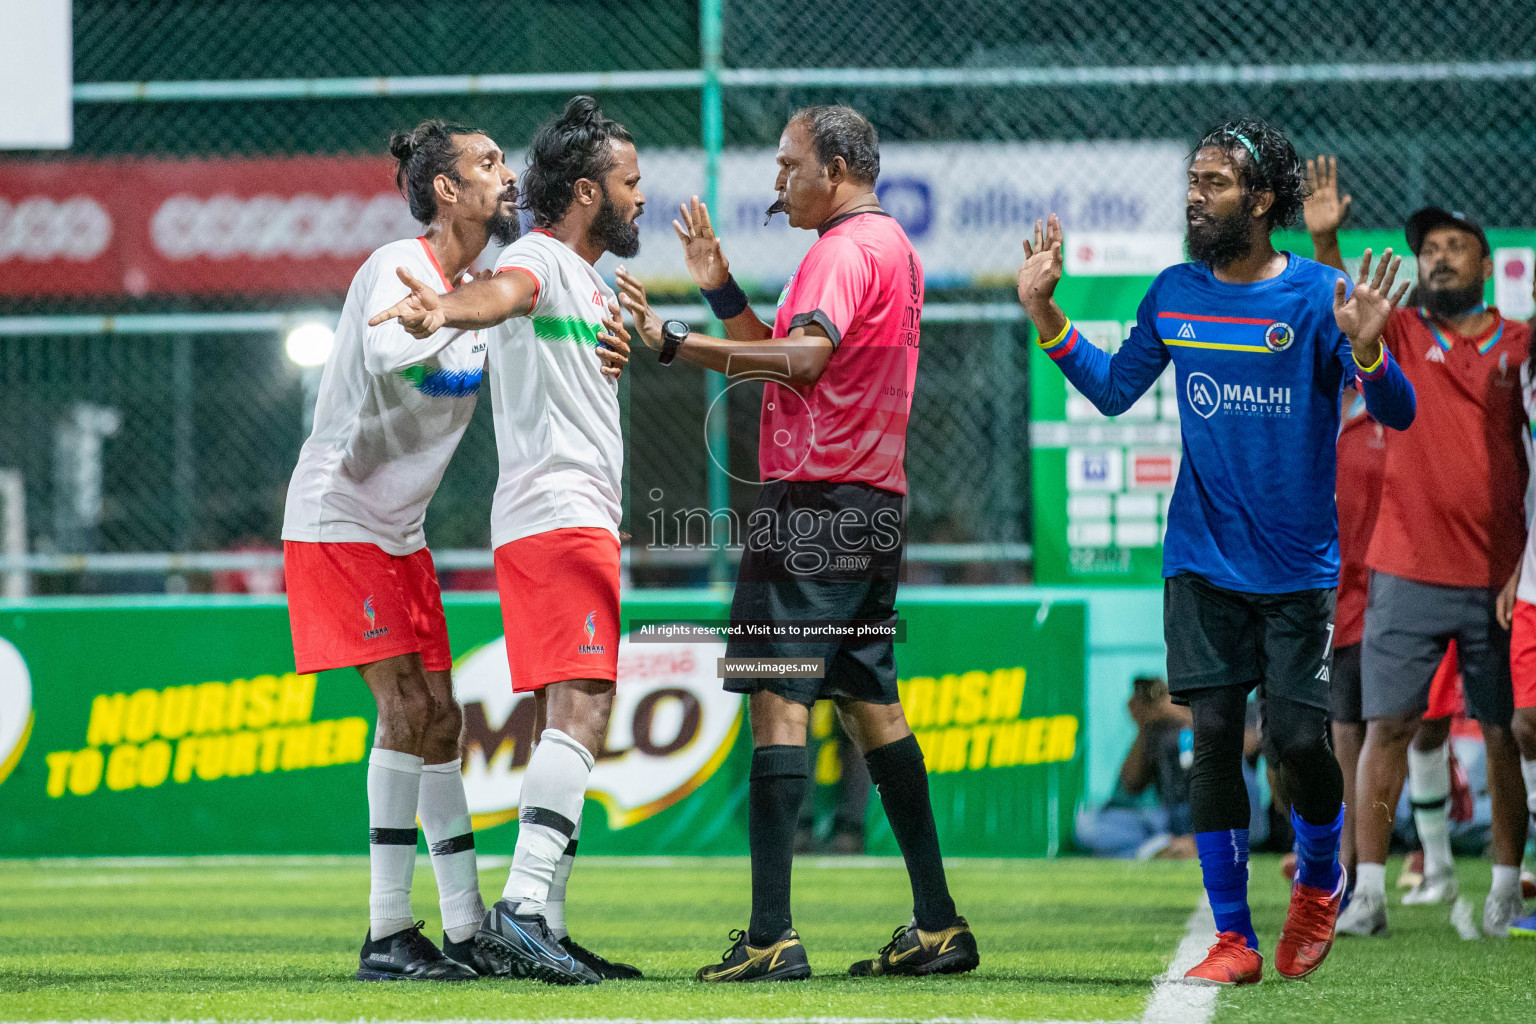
[659,319,689,366]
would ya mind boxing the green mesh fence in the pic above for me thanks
[2,0,1533,587]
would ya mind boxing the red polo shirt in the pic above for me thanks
[1335,388,1386,647]
[1366,306,1529,588]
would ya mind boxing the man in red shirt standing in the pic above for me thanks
[1305,163,1468,908]
[1327,383,1382,890]
[616,105,977,982]
[1323,206,1531,937]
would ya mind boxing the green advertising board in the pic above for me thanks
[0,589,1085,858]
[1030,229,1536,586]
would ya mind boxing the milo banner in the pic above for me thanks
[0,591,1085,857]
[1030,228,1536,586]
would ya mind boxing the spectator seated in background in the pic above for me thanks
[1077,676,1196,859]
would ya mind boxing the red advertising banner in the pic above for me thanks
[0,156,420,297]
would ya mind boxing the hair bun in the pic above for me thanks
[387,129,417,163]
[560,95,602,127]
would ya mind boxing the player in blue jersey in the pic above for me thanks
[1016,119,1416,985]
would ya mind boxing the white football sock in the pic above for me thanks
[1521,757,1536,817]
[1492,864,1522,896]
[1356,862,1387,897]
[502,729,593,915]
[420,758,484,943]
[1407,742,1454,878]
[544,813,581,940]
[368,747,423,940]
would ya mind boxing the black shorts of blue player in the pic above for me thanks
[1163,570,1336,710]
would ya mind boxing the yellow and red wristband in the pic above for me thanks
[1356,344,1387,379]
[1037,318,1080,361]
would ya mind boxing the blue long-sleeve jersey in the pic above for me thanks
[1040,253,1416,594]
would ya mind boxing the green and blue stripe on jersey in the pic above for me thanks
[532,315,604,347]
[397,364,483,397]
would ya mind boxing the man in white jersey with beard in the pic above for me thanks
[370,96,643,984]
[283,119,627,982]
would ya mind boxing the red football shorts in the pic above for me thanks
[1510,600,1536,710]
[1424,639,1464,720]
[284,541,452,674]
[495,527,620,692]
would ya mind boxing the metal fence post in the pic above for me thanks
[700,0,730,586]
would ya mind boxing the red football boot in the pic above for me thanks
[1275,868,1346,980]
[1183,931,1262,986]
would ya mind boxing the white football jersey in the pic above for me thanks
[487,229,623,548]
[282,237,484,555]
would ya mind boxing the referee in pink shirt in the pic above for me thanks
[617,106,977,983]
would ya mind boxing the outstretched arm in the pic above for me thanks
[1017,214,1168,416]
[1304,156,1352,275]
[675,196,773,341]
[1335,248,1415,430]
[616,267,832,385]
[360,265,508,374]
[369,266,538,338]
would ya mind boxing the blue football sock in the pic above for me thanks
[1290,804,1343,892]
[1196,829,1257,949]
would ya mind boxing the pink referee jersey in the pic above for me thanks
[761,210,922,494]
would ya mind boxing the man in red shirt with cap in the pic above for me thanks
[1313,203,1531,938]
[1305,161,1471,909]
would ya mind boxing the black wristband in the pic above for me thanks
[700,274,750,321]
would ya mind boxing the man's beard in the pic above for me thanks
[487,190,521,247]
[1186,194,1256,270]
[1420,278,1483,319]
[590,190,641,258]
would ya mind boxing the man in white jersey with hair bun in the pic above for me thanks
[371,95,644,985]
[283,118,627,982]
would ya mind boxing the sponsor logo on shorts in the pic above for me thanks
[362,595,390,640]
[578,610,605,654]
[1315,622,1335,681]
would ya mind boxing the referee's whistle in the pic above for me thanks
[764,197,786,226]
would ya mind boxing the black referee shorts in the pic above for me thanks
[725,480,904,707]
[1164,571,1336,710]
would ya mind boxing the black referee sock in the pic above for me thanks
[747,744,810,946]
[866,734,959,932]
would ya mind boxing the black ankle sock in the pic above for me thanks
[865,733,958,931]
[747,744,809,946]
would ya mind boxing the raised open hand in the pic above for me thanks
[596,299,631,379]
[614,266,665,351]
[673,196,731,290]
[1303,156,1352,236]
[1334,247,1410,358]
[1017,214,1065,314]
[368,267,444,339]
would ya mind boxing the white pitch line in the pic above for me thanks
[1139,895,1219,1024]
[4,1019,1136,1024]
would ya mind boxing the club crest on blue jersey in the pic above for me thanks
[1264,322,1295,352]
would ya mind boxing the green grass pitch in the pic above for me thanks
[2,854,1532,1023]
